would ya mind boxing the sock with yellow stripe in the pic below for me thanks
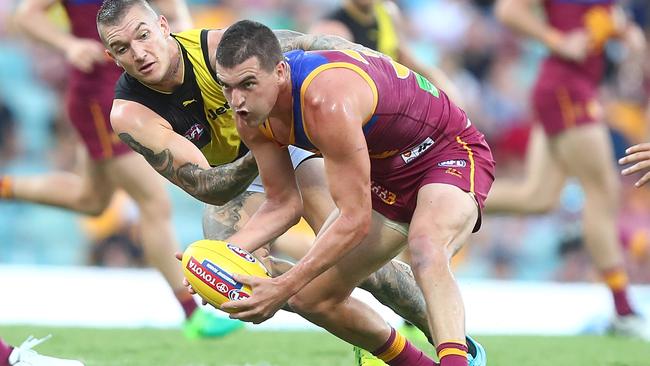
[602,266,634,316]
[436,341,468,366]
[371,327,436,366]
[0,176,13,199]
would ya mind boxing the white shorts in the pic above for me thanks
[246,146,315,193]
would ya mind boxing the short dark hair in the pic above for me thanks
[216,20,283,72]
[97,0,154,28]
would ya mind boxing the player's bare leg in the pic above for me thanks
[287,210,436,366]
[106,152,241,337]
[484,124,566,214]
[2,148,114,215]
[408,183,478,366]
[105,152,183,294]
[294,158,434,338]
[553,123,643,336]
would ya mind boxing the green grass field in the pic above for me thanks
[2,325,649,366]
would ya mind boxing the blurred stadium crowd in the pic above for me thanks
[0,0,649,284]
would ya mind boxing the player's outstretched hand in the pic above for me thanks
[619,143,650,187]
[174,252,208,305]
[65,38,107,73]
[220,273,290,324]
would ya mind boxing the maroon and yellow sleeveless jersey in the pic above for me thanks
[62,0,122,92]
[532,0,618,136]
[541,0,618,86]
[61,0,129,160]
[262,50,494,224]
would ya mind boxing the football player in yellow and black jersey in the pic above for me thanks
[96,0,437,352]
[310,0,463,109]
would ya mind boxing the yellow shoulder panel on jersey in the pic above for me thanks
[174,29,241,166]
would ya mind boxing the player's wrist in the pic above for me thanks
[276,267,309,295]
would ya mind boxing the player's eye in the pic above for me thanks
[116,46,128,55]
[139,31,149,39]
[244,82,255,89]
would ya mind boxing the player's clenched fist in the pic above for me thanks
[619,143,650,187]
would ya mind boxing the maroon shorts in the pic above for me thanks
[370,125,495,230]
[65,87,131,161]
[531,71,601,137]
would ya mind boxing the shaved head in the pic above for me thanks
[97,0,158,41]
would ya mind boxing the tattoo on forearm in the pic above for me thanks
[176,153,258,204]
[274,30,377,55]
[118,133,259,205]
[118,133,174,178]
[360,260,431,341]
[202,191,254,239]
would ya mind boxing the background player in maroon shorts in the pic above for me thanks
[488,0,648,338]
[1,0,241,338]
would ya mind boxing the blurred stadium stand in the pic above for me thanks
[0,0,649,288]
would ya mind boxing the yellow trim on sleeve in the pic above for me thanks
[299,62,379,143]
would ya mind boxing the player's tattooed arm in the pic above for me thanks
[202,192,254,239]
[360,260,432,343]
[273,30,379,55]
[118,133,258,206]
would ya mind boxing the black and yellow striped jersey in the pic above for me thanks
[326,1,398,59]
[114,29,245,166]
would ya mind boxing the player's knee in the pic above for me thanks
[408,236,450,275]
[583,176,620,211]
[78,193,112,216]
[138,194,172,220]
[358,271,381,293]
[288,291,340,317]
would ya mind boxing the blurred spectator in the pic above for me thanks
[0,99,18,165]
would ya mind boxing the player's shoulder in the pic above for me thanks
[301,66,371,116]
[110,96,172,133]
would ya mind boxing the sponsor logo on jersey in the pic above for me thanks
[184,123,205,142]
[227,244,257,263]
[401,137,434,164]
[438,159,467,168]
[182,99,197,107]
[186,257,243,297]
[444,168,463,178]
[371,180,397,205]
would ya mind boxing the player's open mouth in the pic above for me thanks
[139,62,155,73]
[236,110,249,118]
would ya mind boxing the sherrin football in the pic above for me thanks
[182,240,271,312]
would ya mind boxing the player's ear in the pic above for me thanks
[159,15,170,36]
[276,61,288,83]
[105,50,120,67]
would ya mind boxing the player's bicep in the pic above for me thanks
[301,79,372,215]
[111,99,211,182]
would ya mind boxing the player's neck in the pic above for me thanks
[269,70,293,123]
[143,38,184,93]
